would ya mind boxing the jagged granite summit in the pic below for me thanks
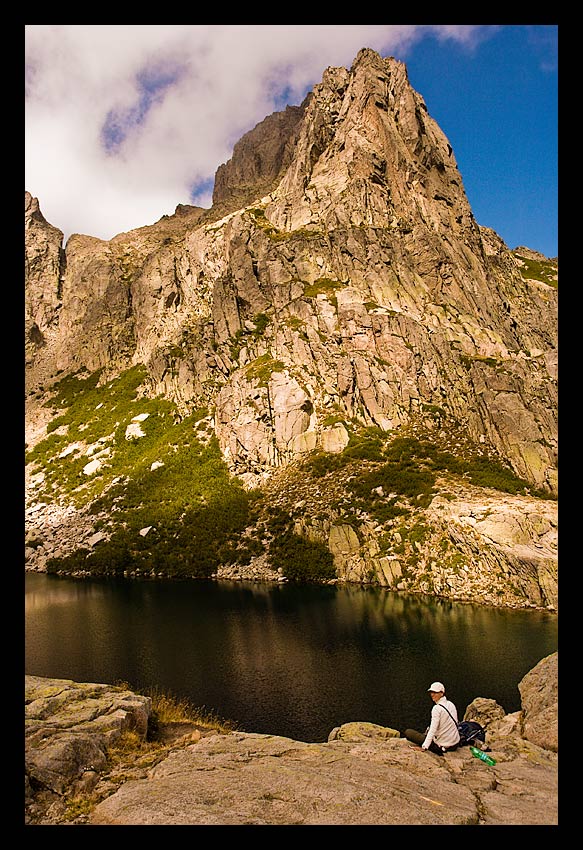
[25,47,557,495]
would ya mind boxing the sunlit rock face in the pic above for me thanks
[24,191,65,371]
[24,47,557,495]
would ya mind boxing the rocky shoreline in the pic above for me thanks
[25,652,558,826]
[25,479,557,612]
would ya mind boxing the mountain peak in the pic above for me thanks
[25,49,557,499]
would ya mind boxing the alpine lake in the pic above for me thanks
[25,572,557,742]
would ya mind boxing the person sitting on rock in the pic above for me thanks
[404,682,461,755]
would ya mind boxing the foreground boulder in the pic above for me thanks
[89,724,557,826]
[25,677,151,806]
[518,650,558,751]
[25,652,557,826]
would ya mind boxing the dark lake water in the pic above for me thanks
[25,572,558,743]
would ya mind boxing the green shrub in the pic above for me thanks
[303,451,345,478]
[302,427,385,478]
[86,540,132,575]
[350,463,435,502]
[264,506,292,537]
[252,313,270,336]
[378,435,553,499]
[270,531,336,583]
[86,488,254,579]
[343,431,385,462]
[368,500,410,524]
[461,455,546,495]
[46,548,91,574]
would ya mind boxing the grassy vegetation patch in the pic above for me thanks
[44,368,103,409]
[47,446,255,578]
[27,365,182,504]
[63,796,94,822]
[514,252,558,288]
[244,354,286,386]
[303,277,348,299]
[146,687,235,734]
[31,365,258,579]
[303,430,554,519]
[380,436,552,498]
[351,460,433,500]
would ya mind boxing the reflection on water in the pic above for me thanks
[25,573,557,742]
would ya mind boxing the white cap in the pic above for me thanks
[428,682,445,693]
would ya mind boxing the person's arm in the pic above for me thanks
[422,705,439,750]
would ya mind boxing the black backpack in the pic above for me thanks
[439,705,486,746]
[457,720,486,746]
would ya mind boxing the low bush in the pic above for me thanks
[146,687,235,734]
[270,531,336,583]
[46,548,91,574]
[303,451,345,478]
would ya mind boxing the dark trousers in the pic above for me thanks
[403,728,454,756]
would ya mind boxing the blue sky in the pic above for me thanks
[402,26,558,257]
[25,25,558,257]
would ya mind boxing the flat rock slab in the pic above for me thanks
[91,732,479,825]
[479,757,559,825]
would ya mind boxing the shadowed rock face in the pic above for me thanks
[24,653,558,826]
[24,47,557,495]
[212,103,307,214]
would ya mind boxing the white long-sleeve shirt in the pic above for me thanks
[422,696,461,750]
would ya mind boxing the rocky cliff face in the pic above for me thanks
[25,47,557,497]
[24,192,65,366]
[212,103,306,215]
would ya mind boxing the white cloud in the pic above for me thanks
[25,24,487,242]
